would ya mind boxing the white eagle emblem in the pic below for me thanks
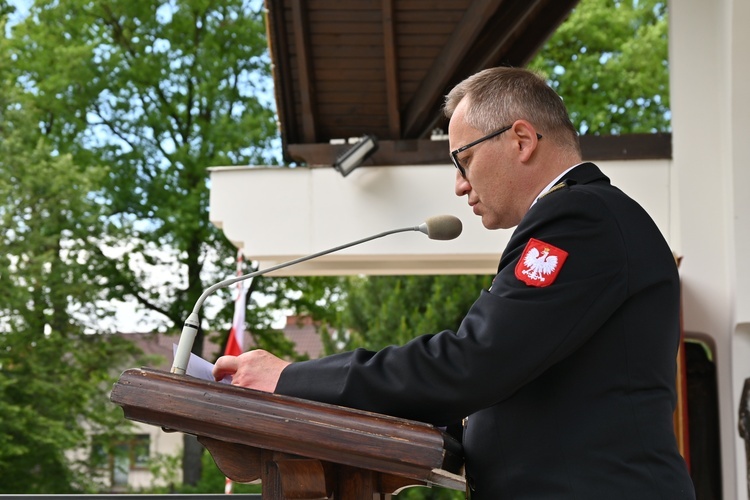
[521,246,558,283]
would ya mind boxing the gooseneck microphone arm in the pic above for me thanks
[170,215,462,375]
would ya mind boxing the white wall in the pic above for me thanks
[209,159,671,276]
[670,0,750,498]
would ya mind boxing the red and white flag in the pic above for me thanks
[224,250,247,357]
[225,251,246,494]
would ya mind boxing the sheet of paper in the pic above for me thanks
[172,344,232,384]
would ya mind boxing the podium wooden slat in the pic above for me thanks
[111,368,464,498]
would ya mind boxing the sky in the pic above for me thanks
[6,0,30,24]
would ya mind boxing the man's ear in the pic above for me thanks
[512,120,540,163]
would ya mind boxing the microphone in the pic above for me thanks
[171,215,462,374]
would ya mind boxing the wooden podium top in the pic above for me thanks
[111,368,464,494]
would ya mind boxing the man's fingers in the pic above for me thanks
[213,355,239,381]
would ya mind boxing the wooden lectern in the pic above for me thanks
[111,368,465,499]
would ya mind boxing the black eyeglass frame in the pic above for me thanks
[450,124,542,178]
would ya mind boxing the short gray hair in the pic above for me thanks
[444,67,580,154]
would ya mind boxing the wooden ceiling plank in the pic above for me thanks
[308,0,380,9]
[307,10,383,23]
[265,0,299,153]
[291,1,318,142]
[401,0,505,138]
[382,0,401,138]
[312,33,384,45]
[315,68,389,81]
[310,46,384,59]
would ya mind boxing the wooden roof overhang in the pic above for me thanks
[264,0,582,166]
[263,0,671,168]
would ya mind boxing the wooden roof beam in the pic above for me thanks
[471,0,549,69]
[400,0,504,139]
[401,0,581,139]
[265,1,297,151]
[499,0,582,67]
[382,0,401,138]
[291,1,318,143]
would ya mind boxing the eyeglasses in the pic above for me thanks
[450,125,543,178]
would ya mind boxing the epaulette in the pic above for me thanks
[538,181,568,201]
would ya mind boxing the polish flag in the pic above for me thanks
[224,251,246,357]
[225,252,246,494]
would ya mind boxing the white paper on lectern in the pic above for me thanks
[172,344,232,384]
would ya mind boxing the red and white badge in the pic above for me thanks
[515,238,568,287]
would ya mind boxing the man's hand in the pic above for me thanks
[213,349,291,393]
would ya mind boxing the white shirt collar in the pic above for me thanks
[530,162,585,209]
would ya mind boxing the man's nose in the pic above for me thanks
[455,170,470,196]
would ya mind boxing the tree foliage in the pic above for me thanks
[0,0,287,490]
[528,0,669,134]
[325,275,492,354]
[9,0,278,334]
[0,79,146,492]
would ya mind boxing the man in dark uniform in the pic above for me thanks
[214,67,695,499]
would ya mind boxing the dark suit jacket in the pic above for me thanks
[276,163,695,499]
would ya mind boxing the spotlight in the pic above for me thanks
[334,135,379,177]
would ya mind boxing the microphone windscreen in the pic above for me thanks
[423,215,462,240]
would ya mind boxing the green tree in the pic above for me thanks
[328,275,492,354]
[528,0,670,134]
[5,0,279,335]
[7,0,280,333]
[2,0,287,487]
[0,83,145,492]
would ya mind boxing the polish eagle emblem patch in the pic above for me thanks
[515,238,568,287]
